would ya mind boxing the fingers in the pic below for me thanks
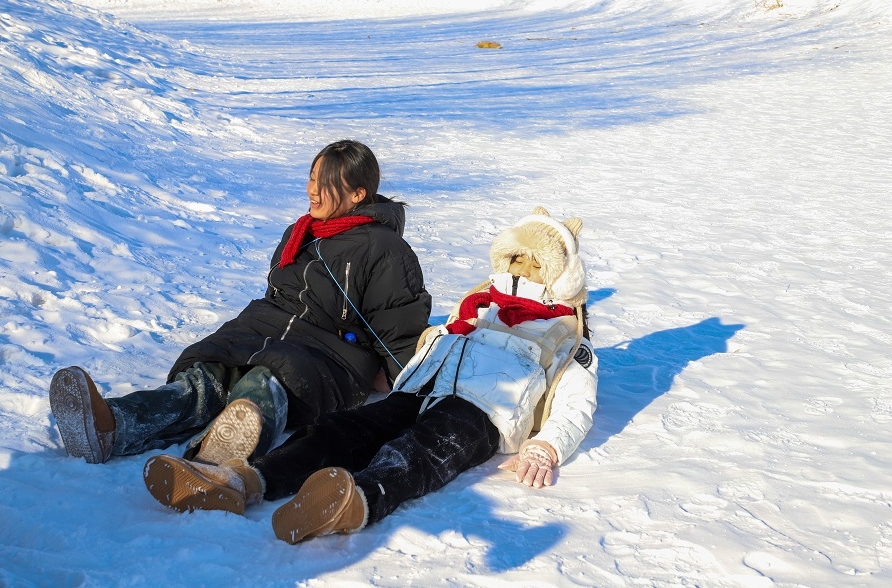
[498,455,520,471]
[521,462,538,486]
[538,465,553,487]
[518,460,553,488]
[514,459,532,484]
[519,461,542,487]
[500,456,554,488]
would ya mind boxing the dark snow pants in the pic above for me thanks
[106,362,288,458]
[253,392,500,525]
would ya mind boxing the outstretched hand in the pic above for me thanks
[498,444,556,488]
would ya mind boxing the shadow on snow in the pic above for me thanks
[588,309,745,449]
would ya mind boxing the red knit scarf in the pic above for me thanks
[279,214,376,267]
[446,285,574,335]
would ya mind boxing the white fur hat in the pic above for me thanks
[490,207,587,306]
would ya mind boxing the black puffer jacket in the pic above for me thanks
[167,196,431,412]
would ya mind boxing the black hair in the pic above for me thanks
[580,303,591,340]
[310,140,380,211]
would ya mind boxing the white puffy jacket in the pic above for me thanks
[391,277,598,463]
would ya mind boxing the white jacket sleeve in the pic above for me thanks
[531,340,598,465]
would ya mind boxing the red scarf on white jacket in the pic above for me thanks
[446,285,574,335]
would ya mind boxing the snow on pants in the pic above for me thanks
[253,392,500,525]
[106,362,287,458]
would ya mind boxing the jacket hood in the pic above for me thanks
[352,194,406,236]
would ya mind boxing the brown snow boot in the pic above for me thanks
[271,467,368,544]
[49,366,116,464]
[143,455,265,515]
[192,398,263,465]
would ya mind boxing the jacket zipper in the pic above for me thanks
[341,262,351,320]
[280,315,296,340]
[269,258,312,320]
[267,262,281,298]
[297,259,314,319]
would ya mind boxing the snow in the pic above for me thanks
[1,0,891,585]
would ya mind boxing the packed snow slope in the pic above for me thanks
[1,0,891,586]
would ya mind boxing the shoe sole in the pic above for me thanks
[49,367,104,464]
[271,467,354,544]
[193,398,263,465]
[143,455,246,514]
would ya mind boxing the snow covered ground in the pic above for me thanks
[1,0,891,585]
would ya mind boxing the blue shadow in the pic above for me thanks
[585,316,745,449]
[381,480,566,573]
[429,314,449,326]
[588,288,616,306]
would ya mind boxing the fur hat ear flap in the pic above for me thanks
[549,252,586,302]
[550,215,585,302]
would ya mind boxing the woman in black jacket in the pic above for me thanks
[49,140,432,466]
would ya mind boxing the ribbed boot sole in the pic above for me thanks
[49,367,103,464]
[271,467,353,544]
[193,398,262,465]
[143,455,246,514]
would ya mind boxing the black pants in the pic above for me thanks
[107,342,360,458]
[253,393,500,525]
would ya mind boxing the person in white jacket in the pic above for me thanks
[142,207,598,545]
